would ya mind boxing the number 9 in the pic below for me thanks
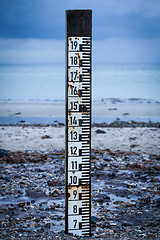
[73,190,77,198]
[74,41,78,50]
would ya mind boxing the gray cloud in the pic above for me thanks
[68,0,160,17]
[0,0,160,64]
[0,0,160,40]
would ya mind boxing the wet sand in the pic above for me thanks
[0,125,160,155]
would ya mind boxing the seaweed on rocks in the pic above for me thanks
[0,149,160,239]
[92,120,160,128]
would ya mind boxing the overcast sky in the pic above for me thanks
[0,0,160,64]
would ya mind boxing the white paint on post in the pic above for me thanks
[66,36,91,236]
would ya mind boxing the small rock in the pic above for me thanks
[47,179,59,186]
[91,216,101,224]
[41,135,52,139]
[51,189,62,197]
[95,197,104,203]
[130,144,139,148]
[109,229,114,234]
[18,202,25,207]
[126,182,137,188]
[51,204,56,210]
[58,122,65,126]
[14,112,21,115]
[95,194,110,203]
[103,156,112,162]
[108,172,116,178]
[0,149,9,158]
[108,108,117,111]
[109,221,117,226]
[129,137,137,141]
[95,129,106,134]
[102,194,111,201]
[8,206,15,211]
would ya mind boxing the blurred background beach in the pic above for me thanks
[0,63,160,102]
[0,63,160,124]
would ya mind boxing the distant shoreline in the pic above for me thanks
[0,97,159,104]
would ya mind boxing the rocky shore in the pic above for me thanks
[0,148,160,239]
[92,119,160,128]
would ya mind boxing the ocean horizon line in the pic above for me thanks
[0,63,160,66]
[0,97,159,104]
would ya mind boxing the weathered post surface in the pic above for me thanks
[65,10,92,237]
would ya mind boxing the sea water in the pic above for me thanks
[0,64,160,102]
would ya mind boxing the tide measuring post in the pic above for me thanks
[65,10,92,237]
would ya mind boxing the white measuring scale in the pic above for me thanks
[66,36,91,236]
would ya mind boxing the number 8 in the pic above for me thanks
[73,205,77,213]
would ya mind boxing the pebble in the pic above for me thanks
[51,204,56,210]
[18,202,25,207]
[95,129,106,134]
[0,149,9,158]
[126,182,137,188]
[93,120,160,128]
[51,189,62,196]
[41,135,52,139]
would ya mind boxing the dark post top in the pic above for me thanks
[66,10,92,37]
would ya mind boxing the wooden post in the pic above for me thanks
[65,10,92,237]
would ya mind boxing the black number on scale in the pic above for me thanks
[70,41,78,50]
[70,101,78,110]
[73,205,78,213]
[70,146,77,155]
[70,176,77,184]
[69,116,77,125]
[73,219,77,228]
[73,190,77,198]
[71,160,78,169]
[70,71,78,81]
[70,56,78,65]
[70,86,77,95]
[70,131,77,140]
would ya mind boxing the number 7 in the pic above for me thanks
[73,219,77,228]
